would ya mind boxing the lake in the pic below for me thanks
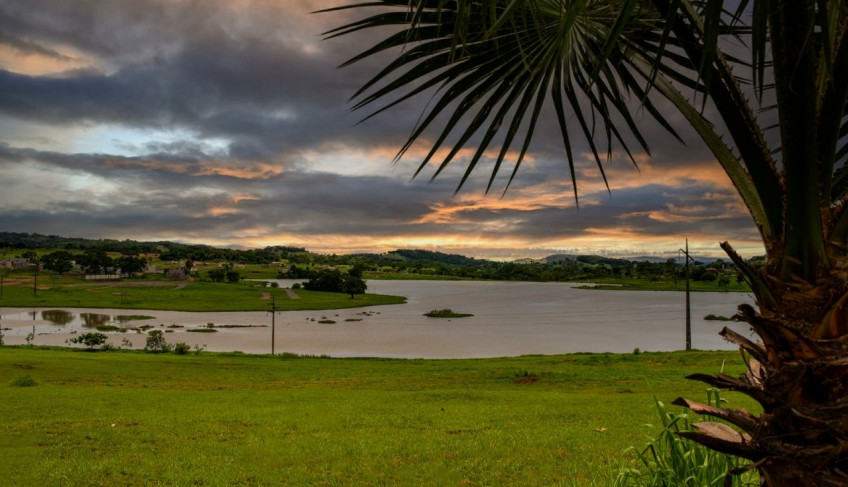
[0,280,755,358]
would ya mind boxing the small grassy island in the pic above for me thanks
[423,308,474,318]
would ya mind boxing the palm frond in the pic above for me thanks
[328,0,686,198]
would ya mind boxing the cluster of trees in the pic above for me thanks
[37,250,147,275]
[0,232,305,265]
[302,268,367,298]
[158,247,300,265]
[206,267,241,283]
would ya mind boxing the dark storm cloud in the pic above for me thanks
[0,0,423,156]
[0,0,764,256]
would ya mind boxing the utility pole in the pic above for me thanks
[679,239,693,351]
[268,295,277,355]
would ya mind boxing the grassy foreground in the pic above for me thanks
[0,281,405,312]
[1,347,755,486]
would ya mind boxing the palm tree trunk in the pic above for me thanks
[675,243,848,485]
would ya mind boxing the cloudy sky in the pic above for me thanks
[0,0,764,260]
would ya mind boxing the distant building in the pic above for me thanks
[165,268,188,280]
[84,274,122,281]
[0,257,32,270]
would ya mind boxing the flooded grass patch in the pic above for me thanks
[115,315,156,322]
[424,308,473,318]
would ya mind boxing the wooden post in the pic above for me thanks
[684,239,691,351]
[270,295,276,355]
[678,239,694,351]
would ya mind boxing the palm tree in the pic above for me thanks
[322,1,848,484]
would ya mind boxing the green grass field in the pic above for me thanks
[0,347,756,486]
[0,281,405,312]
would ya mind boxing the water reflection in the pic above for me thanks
[80,313,111,328]
[41,309,75,325]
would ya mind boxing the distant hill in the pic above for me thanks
[0,232,305,258]
[0,231,728,267]
[352,249,490,267]
[542,254,632,268]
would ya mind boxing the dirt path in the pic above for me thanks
[285,288,300,300]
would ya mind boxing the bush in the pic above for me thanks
[10,375,37,387]
[173,342,190,355]
[615,391,758,486]
[67,332,109,350]
[292,283,302,290]
[145,330,171,353]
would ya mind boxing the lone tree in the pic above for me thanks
[342,273,367,298]
[324,1,848,484]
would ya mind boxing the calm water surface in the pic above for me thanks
[0,280,755,358]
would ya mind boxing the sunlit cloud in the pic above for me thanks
[0,43,94,76]
[0,0,766,260]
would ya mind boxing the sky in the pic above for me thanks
[0,0,765,260]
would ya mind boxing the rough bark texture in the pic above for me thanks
[677,242,848,485]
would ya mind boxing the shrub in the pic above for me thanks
[226,270,240,283]
[615,391,758,486]
[513,370,539,385]
[173,342,190,355]
[145,330,171,353]
[10,375,37,387]
[292,283,302,290]
[67,332,109,350]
